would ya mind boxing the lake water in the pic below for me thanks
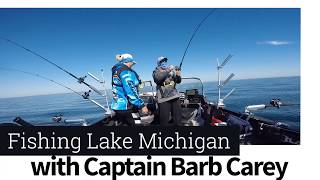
[0,76,300,130]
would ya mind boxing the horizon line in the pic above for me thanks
[0,75,300,99]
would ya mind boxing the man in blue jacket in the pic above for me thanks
[111,53,148,126]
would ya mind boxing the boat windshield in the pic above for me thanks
[176,77,204,95]
[138,78,204,96]
[138,80,155,95]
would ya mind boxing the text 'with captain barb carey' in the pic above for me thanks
[30,156,288,180]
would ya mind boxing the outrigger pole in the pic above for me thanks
[179,9,216,69]
[0,37,103,96]
[0,67,107,111]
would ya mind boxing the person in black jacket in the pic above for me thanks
[152,56,182,126]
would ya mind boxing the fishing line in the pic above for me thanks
[179,9,216,69]
[0,37,103,96]
[0,67,107,111]
[0,67,83,96]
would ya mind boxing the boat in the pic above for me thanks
[0,39,300,145]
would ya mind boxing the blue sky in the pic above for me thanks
[0,8,300,98]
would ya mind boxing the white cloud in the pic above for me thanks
[256,40,293,46]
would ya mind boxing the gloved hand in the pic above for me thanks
[141,106,149,114]
[176,70,181,77]
[169,70,176,77]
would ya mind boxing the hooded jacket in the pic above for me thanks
[111,63,144,110]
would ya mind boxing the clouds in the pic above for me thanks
[256,40,293,46]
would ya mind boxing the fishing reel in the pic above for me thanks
[82,90,91,99]
[78,75,87,84]
[168,65,180,71]
[52,114,63,123]
[167,65,181,77]
[270,99,282,108]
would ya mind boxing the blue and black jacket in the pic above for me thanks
[111,63,144,111]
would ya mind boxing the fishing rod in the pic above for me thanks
[0,67,107,111]
[179,9,216,69]
[245,99,300,114]
[0,37,103,96]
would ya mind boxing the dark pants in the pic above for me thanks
[159,98,182,126]
[114,110,136,126]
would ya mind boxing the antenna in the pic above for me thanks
[216,54,235,107]
[219,54,233,69]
